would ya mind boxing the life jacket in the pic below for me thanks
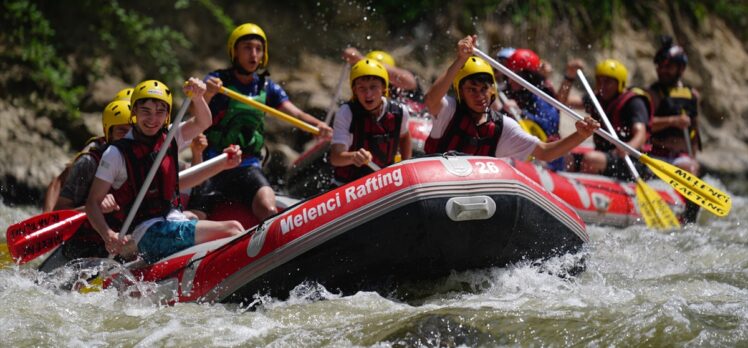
[585,87,653,153]
[648,82,701,156]
[205,69,267,158]
[424,104,504,156]
[107,129,180,233]
[334,100,404,184]
[510,90,560,141]
[72,136,108,164]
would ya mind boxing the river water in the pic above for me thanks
[1,181,746,347]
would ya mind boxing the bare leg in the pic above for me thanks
[194,220,244,244]
[252,186,278,221]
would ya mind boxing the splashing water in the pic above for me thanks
[1,194,746,346]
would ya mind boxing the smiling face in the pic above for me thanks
[460,78,493,114]
[132,99,169,136]
[234,37,264,73]
[352,76,385,112]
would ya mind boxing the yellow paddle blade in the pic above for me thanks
[641,154,731,217]
[519,119,548,142]
[0,243,14,268]
[635,179,681,230]
[77,276,105,294]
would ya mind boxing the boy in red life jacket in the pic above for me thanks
[86,78,244,263]
[423,35,599,161]
[329,59,412,185]
[569,59,652,180]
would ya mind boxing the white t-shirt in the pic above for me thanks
[95,123,192,243]
[430,96,540,160]
[331,98,410,148]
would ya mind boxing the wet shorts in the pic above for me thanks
[138,219,197,263]
[188,165,270,213]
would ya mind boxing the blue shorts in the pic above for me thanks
[138,220,197,263]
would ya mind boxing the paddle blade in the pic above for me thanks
[0,243,13,268]
[635,180,681,230]
[640,155,731,217]
[6,210,82,244]
[7,212,87,264]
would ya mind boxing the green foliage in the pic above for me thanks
[2,0,84,118]
[99,0,191,84]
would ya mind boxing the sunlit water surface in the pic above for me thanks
[1,184,746,347]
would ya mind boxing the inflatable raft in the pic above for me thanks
[122,155,587,303]
[287,109,687,227]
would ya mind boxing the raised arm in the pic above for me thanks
[180,77,213,141]
[423,35,476,117]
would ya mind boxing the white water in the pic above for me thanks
[1,193,746,346]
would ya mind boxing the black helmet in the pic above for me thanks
[654,35,688,66]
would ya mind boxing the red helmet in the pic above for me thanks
[506,48,540,73]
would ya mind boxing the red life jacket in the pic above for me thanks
[108,130,180,233]
[424,105,504,156]
[333,100,404,184]
[586,88,653,153]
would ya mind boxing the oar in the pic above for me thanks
[6,210,87,264]
[220,86,380,172]
[681,110,694,157]
[5,154,229,265]
[219,87,320,135]
[324,63,349,125]
[473,48,731,217]
[577,69,680,230]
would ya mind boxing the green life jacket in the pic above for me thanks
[206,84,267,156]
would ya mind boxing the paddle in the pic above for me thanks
[473,48,731,217]
[577,69,680,229]
[220,86,380,171]
[4,153,229,265]
[324,63,349,125]
[219,87,320,135]
[6,210,87,264]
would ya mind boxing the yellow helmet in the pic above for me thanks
[365,50,395,67]
[113,88,133,102]
[595,59,628,93]
[227,23,268,68]
[452,56,496,103]
[102,100,132,142]
[350,59,390,97]
[131,80,173,125]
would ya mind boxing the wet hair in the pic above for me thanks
[235,34,265,47]
[133,98,169,112]
[352,75,386,88]
[459,73,494,89]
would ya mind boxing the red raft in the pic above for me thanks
[126,155,587,303]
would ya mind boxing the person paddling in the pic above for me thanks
[329,59,412,185]
[566,59,652,180]
[423,35,599,161]
[193,23,332,221]
[647,35,702,222]
[86,78,244,263]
